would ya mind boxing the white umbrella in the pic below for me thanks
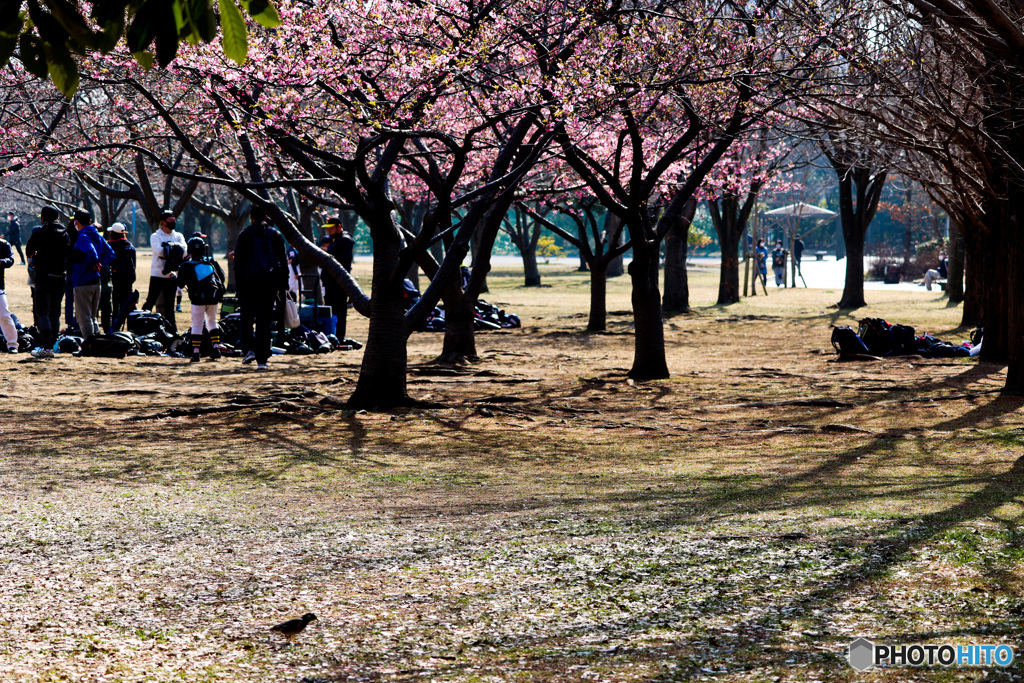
[762,202,837,217]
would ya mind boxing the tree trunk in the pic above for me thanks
[947,220,965,304]
[628,242,669,379]
[606,213,625,278]
[588,261,608,332]
[348,218,410,409]
[1006,211,1024,391]
[838,236,866,309]
[662,213,690,313]
[224,216,244,293]
[962,236,982,327]
[978,219,1007,364]
[522,245,541,286]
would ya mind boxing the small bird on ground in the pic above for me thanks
[270,612,317,641]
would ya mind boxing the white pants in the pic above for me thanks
[0,290,18,351]
[924,269,941,290]
[190,304,219,336]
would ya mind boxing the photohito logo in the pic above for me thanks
[848,638,1015,671]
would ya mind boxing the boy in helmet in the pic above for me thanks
[176,236,226,362]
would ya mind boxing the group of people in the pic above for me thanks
[0,204,355,370]
[754,235,805,288]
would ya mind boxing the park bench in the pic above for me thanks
[814,251,828,260]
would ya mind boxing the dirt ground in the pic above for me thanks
[1,257,1022,682]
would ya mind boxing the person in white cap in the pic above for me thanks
[106,222,137,330]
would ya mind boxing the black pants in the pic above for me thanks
[11,242,23,263]
[239,289,277,364]
[325,289,349,340]
[142,276,178,332]
[111,279,136,331]
[33,281,65,348]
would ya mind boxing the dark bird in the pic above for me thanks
[270,612,317,641]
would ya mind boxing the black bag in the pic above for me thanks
[831,326,870,356]
[162,243,186,274]
[890,324,916,355]
[858,318,894,356]
[80,333,136,359]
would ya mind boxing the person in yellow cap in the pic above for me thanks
[321,217,354,341]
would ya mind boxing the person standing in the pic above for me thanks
[0,234,19,352]
[141,210,186,332]
[70,210,115,338]
[793,234,805,268]
[772,240,786,287]
[233,206,288,370]
[755,238,769,290]
[320,216,355,340]
[25,206,70,349]
[6,211,24,265]
[106,222,137,329]
[177,236,226,363]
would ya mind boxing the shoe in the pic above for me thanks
[256,363,268,370]
[30,348,54,359]
[190,351,201,363]
[7,347,18,354]
[209,347,222,360]
[242,351,256,364]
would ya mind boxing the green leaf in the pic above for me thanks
[154,16,180,66]
[191,0,218,42]
[126,0,163,53]
[218,0,247,65]
[43,42,79,98]
[42,0,102,50]
[239,0,280,28]
[0,10,24,68]
[132,50,154,70]
[18,33,48,79]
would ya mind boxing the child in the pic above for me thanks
[176,236,226,362]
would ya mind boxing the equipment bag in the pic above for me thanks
[858,318,895,356]
[832,326,871,356]
[80,333,137,359]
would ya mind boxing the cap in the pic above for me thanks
[107,222,127,234]
[159,209,176,222]
[322,216,344,229]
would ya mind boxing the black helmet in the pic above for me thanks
[187,236,207,256]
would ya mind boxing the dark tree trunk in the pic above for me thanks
[947,220,965,304]
[588,262,608,332]
[978,218,1007,364]
[224,216,244,293]
[962,236,982,327]
[606,213,625,278]
[628,242,669,379]
[708,195,755,306]
[522,244,541,286]
[1006,211,1024,391]
[839,237,866,310]
[662,200,695,313]
[348,218,409,409]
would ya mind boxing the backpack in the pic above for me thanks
[831,326,870,356]
[890,324,916,355]
[858,318,895,356]
[80,333,137,359]
[162,242,186,274]
[191,260,226,303]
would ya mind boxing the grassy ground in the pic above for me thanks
[1,259,1022,682]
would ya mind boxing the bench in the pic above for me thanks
[814,251,828,261]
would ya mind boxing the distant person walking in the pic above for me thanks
[0,233,19,353]
[755,238,768,291]
[321,216,355,341]
[141,210,186,332]
[6,211,24,265]
[232,206,288,370]
[70,210,115,338]
[25,205,70,348]
[772,241,786,287]
[106,222,137,329]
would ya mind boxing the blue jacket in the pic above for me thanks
[71,225,115,288]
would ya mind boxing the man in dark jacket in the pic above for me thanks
[0,235,18,352]
[105,222,137,330]
[321,216,355,341]
[25,205,70,348]
[70,210,115,338]
[6,211,24,265]
[232,205,288,370]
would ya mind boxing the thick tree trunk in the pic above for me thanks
[438,294,477,363]
[588,262,608,332]
[961,230,982,326]
[606,214,625,278]
[628,243,669,380]
[838,237,866,309]
[978,221,1007,364]
[947,221,965,304]
[662,216,690,313]
[522,246,541,287]
[348,221,409,409]
[717,229,741,305]
[1006,214,1024,391]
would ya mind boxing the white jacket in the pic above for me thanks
[150,229,187,278]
